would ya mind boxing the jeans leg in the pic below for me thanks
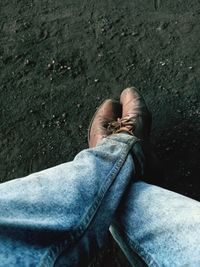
[0,133,140,267]
[111,181,200,267]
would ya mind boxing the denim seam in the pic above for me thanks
[112,222,160,267]
[39,137,139,267]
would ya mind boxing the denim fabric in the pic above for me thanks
[111,181,200,267]
[0,133,139,266]
[1,133,200,267]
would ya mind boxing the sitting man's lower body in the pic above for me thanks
[0,88,200,267]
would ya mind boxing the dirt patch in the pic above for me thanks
[1,0,200,265]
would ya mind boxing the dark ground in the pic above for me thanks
[0,0,200,266]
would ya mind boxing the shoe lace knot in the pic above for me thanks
[107,116,136,135]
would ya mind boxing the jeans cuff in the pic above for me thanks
[106,133,146,179]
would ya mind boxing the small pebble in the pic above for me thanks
[25,59,30,65]
[56,121,60,127]
[131,31,138,36]
[160,61,166,66]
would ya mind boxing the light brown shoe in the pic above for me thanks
[108,87,152,140]
[88,99,122,148]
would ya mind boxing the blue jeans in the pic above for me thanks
[0,133,200,266]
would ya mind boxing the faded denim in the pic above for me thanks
[111,180,200,267]
[0,133,200,266]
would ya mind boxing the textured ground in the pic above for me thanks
[0,0,200,265]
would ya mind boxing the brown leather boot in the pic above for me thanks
[88,88,154,180]
[88,99,122,148]
[108,87,152,140]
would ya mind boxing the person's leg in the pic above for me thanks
[0,133,141,267]
[111,181,200,267]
